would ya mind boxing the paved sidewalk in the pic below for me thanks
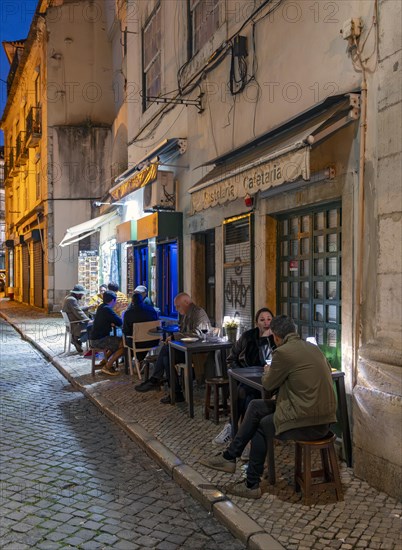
[1,300,401,550]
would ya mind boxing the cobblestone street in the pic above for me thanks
[0,301,401,550]
[0,318,245,550]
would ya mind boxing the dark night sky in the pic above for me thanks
[0,0,38,145]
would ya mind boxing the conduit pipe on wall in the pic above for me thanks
[353,77,368,388]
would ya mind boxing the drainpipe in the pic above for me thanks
[353,77,368,388]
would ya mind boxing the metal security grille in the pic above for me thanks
[22,245,30,304]
[277,204,342,369]
[223,213,254,332]
[33,241,44,308]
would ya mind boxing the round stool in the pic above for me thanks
[294,431,343,506]
[204,378,230,424]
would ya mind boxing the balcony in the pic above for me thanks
[4,151,16,181]
[16,131,28,165]
[7,47,24,94]
[26,106,42,147]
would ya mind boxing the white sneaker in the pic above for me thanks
[212,423,232,446]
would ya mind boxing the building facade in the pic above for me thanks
[1,0,401,498]
[1,0,117,309]
[121,0,401,496]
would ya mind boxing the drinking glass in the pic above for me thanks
[201,323,208,342]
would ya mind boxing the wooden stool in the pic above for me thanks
[91,349,119,376]
[204,378,230,424]
[294,432,343,506]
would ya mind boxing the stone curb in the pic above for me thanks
[0,311,285,550]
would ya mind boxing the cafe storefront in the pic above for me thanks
[188,93,359,371]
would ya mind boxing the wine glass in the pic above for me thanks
[201,323,209,342]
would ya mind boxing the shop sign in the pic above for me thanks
[110,163,158,201]
[191,147,309,213]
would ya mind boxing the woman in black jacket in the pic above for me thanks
[228,308,276,419]
[214,308,275,446]
[227,307,275,370]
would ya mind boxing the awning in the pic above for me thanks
[110,138,187,201]
[189,93,359,213]
[59,210,119,247]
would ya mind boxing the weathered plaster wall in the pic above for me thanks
[352,0,402,498]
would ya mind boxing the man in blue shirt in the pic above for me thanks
[90,291,123,376]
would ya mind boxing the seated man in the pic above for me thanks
[62,284,91,353]
[123,293,159,360]
[134,285,154,307]
[135,292,211,404]
[200,315,337,499]
[107,282,129,316]
[90,290,123,376]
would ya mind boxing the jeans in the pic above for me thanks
[152,343,184,393]
[227,399,330,487]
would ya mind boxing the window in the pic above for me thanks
[277,204,342,369]
[223,213,254,332]
[190,0,221,55]
[142,4,161,110]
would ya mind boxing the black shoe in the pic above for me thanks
[74,344,83,354]
[135,378,160,393]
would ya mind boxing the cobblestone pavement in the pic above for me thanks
[1,300,401,550]
[0,318,245,550]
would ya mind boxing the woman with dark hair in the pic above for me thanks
[213,308,276,447]
[227,308,275,370]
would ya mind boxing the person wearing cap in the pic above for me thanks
[134,285,153,307]
[62,284,91,353]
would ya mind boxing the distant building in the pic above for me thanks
[1,0,118,310]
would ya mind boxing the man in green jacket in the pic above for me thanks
[200,315,337,499]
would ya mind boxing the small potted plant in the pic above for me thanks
[224,318,239,343]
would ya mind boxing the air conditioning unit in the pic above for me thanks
[143,171,175,212]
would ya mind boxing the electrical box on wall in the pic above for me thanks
[143,171,175,212]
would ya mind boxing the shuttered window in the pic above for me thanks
[33,240,43,308]
[22,245,30,304]
[223,213,254,332]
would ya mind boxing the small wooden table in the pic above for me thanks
[168,339,233,418]
[228,367,353,474]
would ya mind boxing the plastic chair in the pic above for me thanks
[60,311,88,353]
[122,320,161,379]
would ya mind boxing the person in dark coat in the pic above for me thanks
[227,307,275,417]
[62,284,91,353]
[212,308,275,447]
[90,291,123,376]
[123,293,159,359]
[134,285,154,307]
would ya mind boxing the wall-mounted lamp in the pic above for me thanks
[64,37,73,44]
[244,193,254,208]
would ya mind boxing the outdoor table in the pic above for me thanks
[228,367,353,471]
[148,325,179,341]
[168,339,233,418]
